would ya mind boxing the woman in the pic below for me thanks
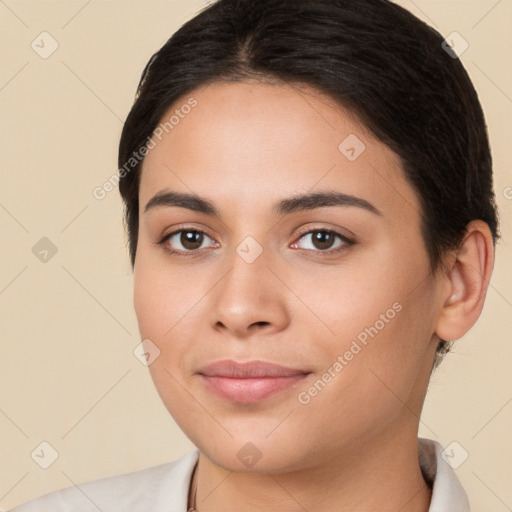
[9,0,498,510]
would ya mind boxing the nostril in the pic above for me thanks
[251,321,270,327]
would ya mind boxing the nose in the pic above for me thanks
[208,245,290,339]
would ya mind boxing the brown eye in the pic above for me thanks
[310,230,336,250]
[180,230,204,250]
[163,229,216,253]
[293,229,353,253]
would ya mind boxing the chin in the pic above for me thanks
[189,427,315,474]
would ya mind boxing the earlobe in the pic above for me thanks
[435,220,495,342]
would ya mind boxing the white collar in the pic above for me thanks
[418,437,470,511]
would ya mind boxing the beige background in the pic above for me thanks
[0,0,511,510]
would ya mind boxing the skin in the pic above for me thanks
[133,80,494,511]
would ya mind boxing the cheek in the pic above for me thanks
[297,261,436,411]
[285,261,401,346]
[133,255,206,422]
[132,249,215,384]
[133,267,169,339]
[291,306,432,454]
[133,248,196,340]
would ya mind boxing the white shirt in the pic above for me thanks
[7,437,470,511]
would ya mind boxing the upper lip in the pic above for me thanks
[197,360,310,378]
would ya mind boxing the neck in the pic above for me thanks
[190,429,431,512]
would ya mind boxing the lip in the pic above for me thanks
[197,360,311,403]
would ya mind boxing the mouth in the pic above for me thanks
[197,359,312,403]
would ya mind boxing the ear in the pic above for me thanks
[435,220,495,342]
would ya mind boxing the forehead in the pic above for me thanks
[138,80,420,220]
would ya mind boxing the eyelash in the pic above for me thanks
[156,225,355,257]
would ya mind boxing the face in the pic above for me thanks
[133,80,443,472]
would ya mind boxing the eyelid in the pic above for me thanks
[160,223,216,241]
[294,224,354,241]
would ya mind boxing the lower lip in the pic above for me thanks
[199,374,310,403]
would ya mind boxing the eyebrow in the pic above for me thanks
[143,189,382,217]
